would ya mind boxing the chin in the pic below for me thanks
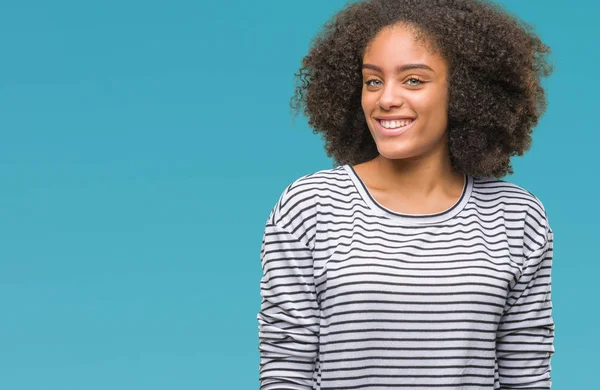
[375,143,419,160]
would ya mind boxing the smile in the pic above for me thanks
[375,118,415,136]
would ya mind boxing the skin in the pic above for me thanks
[353,23,466,215]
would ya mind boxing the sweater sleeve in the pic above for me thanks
[257,197,320,389]
[496,225,555,389]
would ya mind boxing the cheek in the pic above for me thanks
[361,88,371,110]
[413,91,448,119]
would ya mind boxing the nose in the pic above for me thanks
[377,80,405,110]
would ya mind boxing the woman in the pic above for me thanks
[257,0,555,388]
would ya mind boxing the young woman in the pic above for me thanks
[257,0,555,388]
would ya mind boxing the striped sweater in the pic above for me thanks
[257,164,555,389]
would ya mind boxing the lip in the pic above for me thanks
[375,118,416,137]
[374,116,415,120]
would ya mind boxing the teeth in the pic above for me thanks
[380,119,413,129]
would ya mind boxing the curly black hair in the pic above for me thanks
[290,0,553,178]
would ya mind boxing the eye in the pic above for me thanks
[405,77,424,86]
[364,77,425,88]
[364,78,382,87]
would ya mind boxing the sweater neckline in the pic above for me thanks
[342,164,473,225]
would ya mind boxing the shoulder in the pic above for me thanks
[472,176,551,251]
[266,165,349,248]
[473,176,548,216]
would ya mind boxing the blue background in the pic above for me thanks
[0,0,594,388]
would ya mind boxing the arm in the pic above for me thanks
[496,227,555,389]
[257,221,319,390]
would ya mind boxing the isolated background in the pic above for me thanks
[0,0,596,388]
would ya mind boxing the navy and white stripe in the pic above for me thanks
[257,164,554,389]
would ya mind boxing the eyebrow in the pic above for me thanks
[362,63,435,73]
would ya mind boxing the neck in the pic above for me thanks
[371,148,463,198]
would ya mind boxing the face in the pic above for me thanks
[361,24,450,162]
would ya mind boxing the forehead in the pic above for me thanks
[363,25,447,72]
